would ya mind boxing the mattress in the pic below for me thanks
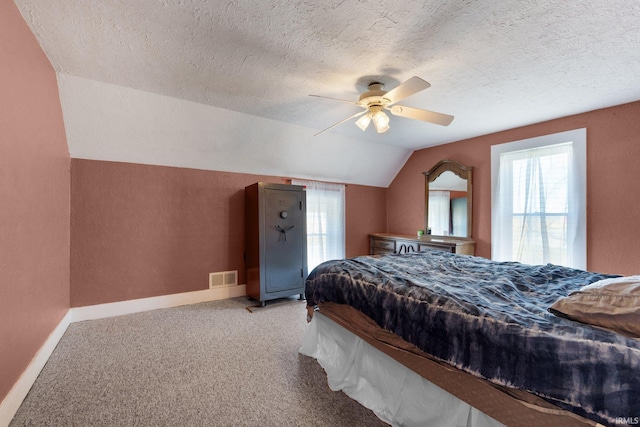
[304,250,640,426]
[300,307,505,427]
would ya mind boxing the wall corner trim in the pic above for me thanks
[0,285,246,426]
[0,310,73,427]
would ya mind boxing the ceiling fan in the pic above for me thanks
[310,76,454,136]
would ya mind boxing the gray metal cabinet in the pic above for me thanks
[245,182,307,306]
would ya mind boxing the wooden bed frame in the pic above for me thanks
[310,302,603,427]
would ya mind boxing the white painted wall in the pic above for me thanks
[57,74,411,187]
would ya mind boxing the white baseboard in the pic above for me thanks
[71,284,247,322]
[0,285,246,427]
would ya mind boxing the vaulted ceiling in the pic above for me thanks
[14,0,640,187]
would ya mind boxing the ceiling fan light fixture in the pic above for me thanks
[372,110,390,133]
[310,76,453,136]
[355,113,372,131]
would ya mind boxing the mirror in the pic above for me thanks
[423,160,473,238]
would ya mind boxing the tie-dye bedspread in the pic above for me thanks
[304,250,640,426]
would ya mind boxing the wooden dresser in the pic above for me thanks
[370,233,475,256]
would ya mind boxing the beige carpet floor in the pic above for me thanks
[10,296,388,426]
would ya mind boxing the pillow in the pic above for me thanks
[549,275,640,338]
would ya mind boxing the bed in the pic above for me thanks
[299,250,640,427]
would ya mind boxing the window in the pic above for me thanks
[491,128,586,269]
[291,180,345,272]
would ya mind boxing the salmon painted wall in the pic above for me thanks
[0,1,70,404]
[388,101,640,275]
[70,159,385,306]
[345,184,387,256]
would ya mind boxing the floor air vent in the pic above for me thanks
[209,270,238,288]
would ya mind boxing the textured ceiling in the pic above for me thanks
[13,0,640,184]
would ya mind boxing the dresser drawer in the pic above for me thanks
[371,247,395,255]
[371,237,395,251]
[418,242,456,253]
[396,240,418,254]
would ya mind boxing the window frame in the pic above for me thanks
[491,128,587,269]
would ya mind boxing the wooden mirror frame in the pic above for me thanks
[423,159,473,238]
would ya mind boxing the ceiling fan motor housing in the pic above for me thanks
[358,83,391,108]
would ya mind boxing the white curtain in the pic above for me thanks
[428,191,451,236]
[292,179,345,272]
[493,141,584,268]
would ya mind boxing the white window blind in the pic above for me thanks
[291,179,345,272]
[491,129,586,269]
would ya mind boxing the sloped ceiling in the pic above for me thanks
[14,0,640,187]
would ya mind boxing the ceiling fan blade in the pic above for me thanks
[314,110,368,136]
[388,105,454,126]
[309,94,358,105]
[383,76,431,105]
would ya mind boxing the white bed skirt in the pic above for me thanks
[299,312,504,427]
